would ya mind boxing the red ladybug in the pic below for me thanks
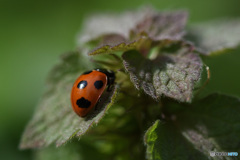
[71,69,115,117]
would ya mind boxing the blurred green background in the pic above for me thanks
[0,0,240,159]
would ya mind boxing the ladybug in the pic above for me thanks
[71,69,115,117]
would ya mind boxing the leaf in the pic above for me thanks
[122,42,202,102]
[34,142,83,160]
[144,120,208,160]
[89,38,139,56]
[187,19,240,55]
[177,93,240,155]
[131,11,188,41]
[20,51,119,149]
[145,94,240,160]
[86,10,188,56]
[77,7,152,46]
[34,102,146,160]
[34,141,106,160]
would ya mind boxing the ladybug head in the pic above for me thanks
[94,68,115,85]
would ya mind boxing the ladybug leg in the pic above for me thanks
[95,98,102,110]
[95,101,99,110]
[107,84,114,92]
[107,76,115,92]
[107,85,111,92]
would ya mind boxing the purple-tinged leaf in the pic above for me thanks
[122,42,202,102]
[131,11,188,41]
[82,9,188,56]
[77,8,152,46]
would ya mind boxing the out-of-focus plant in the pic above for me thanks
[20,8,240,160]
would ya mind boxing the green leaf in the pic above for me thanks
[187,19,240,55]
[20,51,119,149]
[86,10,188,56]
[144,120,208,160]
[122,42,202,102]
[34,142,82,160]
[145,94,240,160]
[177,93,240,155]
[89,38,139,55]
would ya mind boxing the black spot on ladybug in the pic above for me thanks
[76,97,91,108]
[77,80,87,89]
[82,70,92,75]
[94,80,104,89]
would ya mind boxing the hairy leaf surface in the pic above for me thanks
[122,43,202,102]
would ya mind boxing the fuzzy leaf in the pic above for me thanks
[131,11,188,40]
[20,51,119,149]
[145,94,240,160]
[144,120,208,160]
[87,10,188,56]
[122,43,202,102]
[89,38,139,55]
[187,19,240,55]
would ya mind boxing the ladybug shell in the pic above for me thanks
[71,70,108,117]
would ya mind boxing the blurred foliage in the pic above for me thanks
[1,0,240,160]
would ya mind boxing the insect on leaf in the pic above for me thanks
[20,51,119,149]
